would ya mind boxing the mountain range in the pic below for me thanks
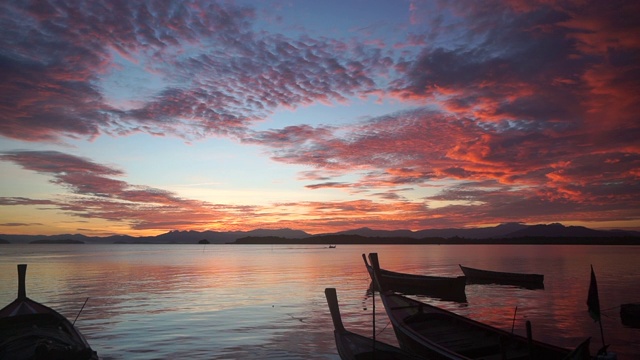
[1,222,638,244]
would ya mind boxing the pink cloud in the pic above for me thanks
[1,149,638,233]
[1,1,638,232]
[248,95,639,227]
[1,0,385,143]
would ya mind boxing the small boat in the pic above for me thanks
[363,254,467,302]
[459,264,544,289]
[324,287,425,360]
[0,264,99,360]
[368,253,583,360]
[329,245,337,248]
[620,303,640,328]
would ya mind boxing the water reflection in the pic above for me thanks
[464,277,545,290]
[0,244,638,359]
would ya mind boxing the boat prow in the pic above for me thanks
[325,287,424,360]
[0,264,99,360]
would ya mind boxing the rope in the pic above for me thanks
[599,305,620,313]
[375,320,392,336]
[595,304,621,319]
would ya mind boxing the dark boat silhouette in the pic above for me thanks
[325,287,425,360]
[620,303,640,328]
[0,264,98,360]
[363,254,467,303]
[368,253,588,360]
[459,264,544,289]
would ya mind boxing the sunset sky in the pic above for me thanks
[1,0,638,237]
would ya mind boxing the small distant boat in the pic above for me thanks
[324,288,425,360]
[0,264,99,360]
[329,245,337,248]
[459,264,544,288]
[369,253,582,360]
[620,303,640,328]
[364,254,467,302]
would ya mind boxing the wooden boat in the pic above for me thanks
[363,254,467,303]
[459,264,544,289]
[368,253,584,360]
[620,303,640,328]
[0,264,99,360]
[324,287,425,360]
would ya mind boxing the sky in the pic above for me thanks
[1,0,639,237]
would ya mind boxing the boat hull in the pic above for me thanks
[459,264,544,289]
[0,265,98,360]
[620,303,640,328]
[369,254,577,360]
[325,288,424,360]
[364,254,467,302]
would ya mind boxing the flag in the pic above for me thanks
[587,265,601,322]
[565,337,591,360]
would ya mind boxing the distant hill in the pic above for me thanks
[1,223,638,244]
[148,228,310,244]
[236,223,640,244]
[326,228,416,238]
[0,233,93,244]
[333,223,531,239]
[504,223,601,238]
[324,222,639,239]
[30,239,85,244]
[0,228,311,244]
[418,222,530,239]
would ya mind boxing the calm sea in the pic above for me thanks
[0,244,638,359]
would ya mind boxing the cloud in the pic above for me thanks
[388,1,639,136]
[237,0,639,228]
[0,197,56,206]
[248,104,638,229]
[305,182,350,190]
[0,0,388,142]
[1,148,638,232]
[1,1,638,232]
[0,151,123,177]
[0,222,43,227]
[0,150,257,231]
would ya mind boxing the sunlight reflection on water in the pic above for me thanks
[0,244,638,359]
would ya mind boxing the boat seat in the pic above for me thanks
[456,343,502,358]
[470,336,531,360]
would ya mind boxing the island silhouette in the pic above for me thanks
[1,222,639,245]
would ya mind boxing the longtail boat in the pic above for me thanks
[459,264,544,289]
[363,254,467,303]
[324,288,425,360]
[368,253,588,360]
[0,264,98,360]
